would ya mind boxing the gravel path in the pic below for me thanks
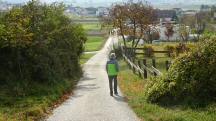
[46,36,140,121]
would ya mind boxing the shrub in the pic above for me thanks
[0,1,87,96]
[164,43,196,57]
[145,35,216,103]
[185,43,196,51]
[164,45,175,57]
[175,43,187,56]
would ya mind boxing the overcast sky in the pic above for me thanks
[2,0,216,7]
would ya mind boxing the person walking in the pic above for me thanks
[106,53,119,96]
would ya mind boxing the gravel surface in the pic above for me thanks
[46,36,140,121]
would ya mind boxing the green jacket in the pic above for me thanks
[106,59,119,76]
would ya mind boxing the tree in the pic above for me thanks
[180,12,207,41]
[180,14,196,28]
[108,3,128,47]
[194,12,207,41]
[102,0,156,56]
[145,26,159,43]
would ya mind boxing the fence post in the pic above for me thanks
[125,47,127,57]
[126,56,131,69]
[152,59,157,76]
[143,59,147,79]
[165,60,169,71]
[132,58,136,74]
[138,60,142,78]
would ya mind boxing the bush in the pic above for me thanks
[164,43,196,57]
[175,43,188,56]
[185,43,196,51]
[145,35,216,103]
[0,1,87,96]
[164,45,175,57]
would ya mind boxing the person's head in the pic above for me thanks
[110,53,116,60]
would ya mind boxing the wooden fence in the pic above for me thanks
[125,47,172,56]
[120,46,171,79]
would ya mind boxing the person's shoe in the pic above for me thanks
[114,92,118,95]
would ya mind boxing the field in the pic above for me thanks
[81,21,106,52]
[82,23,101,31]
[84,36,105,52]
[118,59,216,121]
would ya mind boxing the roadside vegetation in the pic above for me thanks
[116,30,216,121]
[119,64,216,121]
[145,36,216,104]
[106,0,216,120]
[0,1,86,120]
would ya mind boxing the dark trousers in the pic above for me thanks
[108,75,118,94]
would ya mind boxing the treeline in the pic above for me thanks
[0,0,86,96]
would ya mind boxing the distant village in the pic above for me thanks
[153,5,216,41]
[1,1,216,42]
[0,1,110,17]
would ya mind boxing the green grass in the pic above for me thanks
[81,21,106,52]
[0,79,77,121]
[143,57,171,74]
[118,59,216,121]
[82,23,101,31]
[80,53,95,65]
[85,36,105,51]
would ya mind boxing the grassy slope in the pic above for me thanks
[0,79,77,121]
[0,53,95,121]
[118,59,216,121]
